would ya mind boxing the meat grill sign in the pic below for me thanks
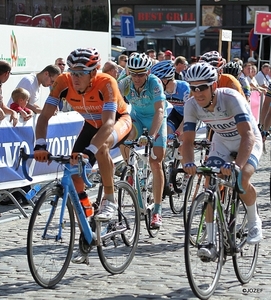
[254,11,271,35]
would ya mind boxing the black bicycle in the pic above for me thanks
[184,164,259,299]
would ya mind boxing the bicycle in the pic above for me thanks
[162,135,188,214]
[121,129,162,238]
[164,137,210,216]
[179,139,211,228]
[184,164,259,299]
[18,148,140,288]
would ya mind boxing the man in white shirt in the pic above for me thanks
[255,63,271,89]
[7,65,60,114]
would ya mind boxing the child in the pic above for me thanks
[0,89,18,127]
[10,87,33,121]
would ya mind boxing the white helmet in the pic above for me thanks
[185,62,218,82]
[127,52,152,73]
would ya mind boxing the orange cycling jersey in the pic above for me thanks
[218,73,245,98]
[48,72,128,128]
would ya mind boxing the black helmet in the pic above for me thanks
[223,61,242,77]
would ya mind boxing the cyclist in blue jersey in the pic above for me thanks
[118,52,167,228]
[150,60,190,139]
[182,62,263,260]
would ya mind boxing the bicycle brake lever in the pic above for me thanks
[15,147,29,171]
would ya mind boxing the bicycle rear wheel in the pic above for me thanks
[169,168,188,214]
[27,186,75,288]
[97,180,140,274]
[232,197,259,284]
[185,192,224,300]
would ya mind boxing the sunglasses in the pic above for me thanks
[130,73,147,78]
[122,59,128,62]
[58,63,66,66]
[190,82,213,92]
[68,68,90,77]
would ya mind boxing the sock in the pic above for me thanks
[246,202,259,222]
[103,194,115,203]
[153,203,162,215]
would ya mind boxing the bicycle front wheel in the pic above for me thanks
[232,197,259,284]
[97,180,140,274]
[27,186,75,288]
[185,192,224,300]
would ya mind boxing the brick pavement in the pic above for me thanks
[0,142,270,299]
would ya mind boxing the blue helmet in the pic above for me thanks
[150,60,175,80]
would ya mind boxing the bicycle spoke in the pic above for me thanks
[96,181,140,274]
[27,188,75,288]
[185,192,224,299]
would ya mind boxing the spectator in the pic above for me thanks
[7,65,61,114]
[164,50,173,60]
[10,87,33,121]
[190,56,199,65]
[54,57,66,73]
[146,49,156,60]
[157,51,165,61]
[255,63,271,89]
[0,61,18,127]
[248,65,267,94]
[239,62,252,102]
[247,56,257,65]
[241,43,251,63]
[102,61,119,79]
[259,82,271,127]
[174,56,187,80]
[118,54,128,69]
[233,57,243,67]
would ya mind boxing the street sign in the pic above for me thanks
[254,11,271,35]
[121,38,137,51]
[121,15,135,38]
[248,28,259,51]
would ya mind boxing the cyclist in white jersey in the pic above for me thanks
[182,62,263,260]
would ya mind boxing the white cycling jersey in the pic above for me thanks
[183,87,262,168]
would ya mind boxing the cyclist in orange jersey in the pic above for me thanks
[199,51,245,98]
[34,48,132,224]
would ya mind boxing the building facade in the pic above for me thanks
[111,0,271,61]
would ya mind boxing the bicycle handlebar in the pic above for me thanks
[18,148,92,186]
[178,163,245,194]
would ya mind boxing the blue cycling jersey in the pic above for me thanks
[118,74,166,117]
[164,80,190,116]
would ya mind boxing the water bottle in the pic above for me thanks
[78,191,94,217]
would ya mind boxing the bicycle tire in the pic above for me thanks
[97,180,140,274]
[144,168,160,238]
[232,197,259,284]
[183,174,205,229]
[27,186,75,288]
[169,168,188,214]
[185,192,224,299]
[121,164,160,238]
